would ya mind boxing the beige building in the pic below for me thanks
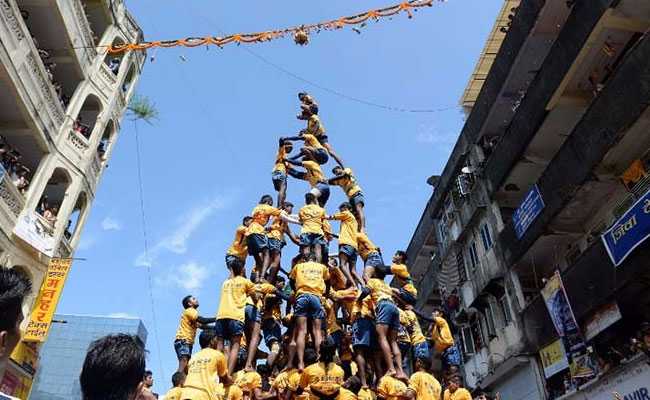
[0,0,144,396]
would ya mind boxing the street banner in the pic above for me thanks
[513,184,545,239]
[23,258,73,342]
[13,211,56,257]
[540,339,569,378]
[601,187,650,266]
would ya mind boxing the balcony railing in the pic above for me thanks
[70,0,98,66]
[99,63,118,86]
[67,129,90,152]
[0,173,25,218]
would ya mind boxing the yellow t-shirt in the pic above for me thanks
[300,362,345,398]
[175,307,199,344]
[217,276,256,322]
[234,370,262,396]
[224,384,244,400]
[227,225,248,259]
[329,267,348,291]
[336,387,358,400]
[181,348,227,400]
[377,375,411,400]
[404,310,427,345]
[352,295,374,320]
[163,387,182,400]
[398,310,412,344]
[267,216,285,241]
[443,388,472,400]
[290,261,329,297]
[302,160,325,187]
[307,114,326,137]
[357,232,379,260]
[273,144,290,173]
[358,387,376,400]
[299,204,325,235]
[325,298,341,334]
[432,316,455,353]
[333,168,362,198]
[332,211,358,249]
[333,287,358,318]
[303,133,325,150]
[248,204,282,235]
[390,263,411,280]
[410,371,441,400]
[367,278,394,304]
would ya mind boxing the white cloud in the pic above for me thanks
[135,196,229,267]
[101,217,122,231]
[77,235,96,251]
[156,261,211,292]
[108,312,137,319]
[415,124,458,147]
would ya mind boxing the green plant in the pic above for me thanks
[127,95,159,125]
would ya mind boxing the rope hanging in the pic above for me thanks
[107,0,443,54]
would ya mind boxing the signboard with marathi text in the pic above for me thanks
[513,184,545,239]
[23,258,72,342]
[601,188,650,266]
[540,339,569,378]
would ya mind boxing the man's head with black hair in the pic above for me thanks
[343,375,362,394]
[414,356,432,372]
[304,348,318,365]
[143,370,153,388]
[338,202,351,212]
[198,329,217,349]
[80,334,145,400]
[393,250,407,264]
[260,195,274,205]
[0,267,31,375]
[305,193,317,205]
[309,104,319,115]
[283,202,294,213]
[171,371,186,388]
[229,258,246,277]
[275,275,286,290]
[243,216,253,227]
[182,295,197,309]
[319,338,337,363]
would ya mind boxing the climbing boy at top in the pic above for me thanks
[296,94,345,168]
[174,295,216,373]
[328,202,364,288]
[285,153,330,207]
[329,165,366,232]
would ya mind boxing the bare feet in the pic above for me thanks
[244,365,254,372]
[395,372,409,382]
[385,368,397,377]
[298,362,305,372]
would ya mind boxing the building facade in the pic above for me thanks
[407,0,650,399]
[0,0,144,397]
[30,314,148,400]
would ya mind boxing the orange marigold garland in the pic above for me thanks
[106,0,442,54]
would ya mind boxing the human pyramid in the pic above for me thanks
[167,94,469,400]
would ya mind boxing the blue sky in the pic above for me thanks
[56,0,502,393]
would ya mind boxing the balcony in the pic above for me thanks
[0,171,26,234]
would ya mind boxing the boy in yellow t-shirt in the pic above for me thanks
[376,375,415,400]
[300,340,345,400]
[297,193,327,263]
[443,376,472,400]
[329,166,365,232]
[162,372,185,400]
[215,259,258,375]
[283,131,330,165]
[289,255,329,371]
[247,195,283,282]
[272,139,293,207]
[296,98,345,168]
[174,295,216,373]
[226,216,253,271]
[286,157,331,207]
[266,201,300,283]
[180,329,231,400]
[409,357,441,400]
[329,202,363,288]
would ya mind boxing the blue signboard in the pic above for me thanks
[601,188,650,267]
[513,185,545,239]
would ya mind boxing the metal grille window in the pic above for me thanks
[468,241,479,271]
[461,326,475,355]
[480,223,493,251]
[499,295,513,325]
[470,316,484,350]
[485,302,497,336]
[456,250,467,282]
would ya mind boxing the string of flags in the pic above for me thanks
[106,0,444,54]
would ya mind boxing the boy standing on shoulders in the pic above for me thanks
[174,295,216,373]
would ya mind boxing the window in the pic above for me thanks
[480,223,493,251]
[438,221,447,243]
[499,295,513,325]
[468,241,479,271]
[485,302,497,337]
[470,316,484,350]
[456,250,467,282]
[461,326,475,355]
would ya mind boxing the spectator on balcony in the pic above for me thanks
[64,220,73,240]
[74,117,91,139]
[12,166,30,195]
[108,58,122,75]
[43,206,58,226]
[97,142,107,160]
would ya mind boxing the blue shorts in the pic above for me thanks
[398,288,417,306]
[272,170,287,191]
[262,318,282,348]
[414,341,430,361]
[352,318,377,349]
[215,319,244,339]
[350,192,365,208]
[339,245,358,264]
[174,339,193,360]
[300,233,326,247]
[330,330,343,349]
[247,233,268,255]
[268,238,285,254]
[376,300,400,331]
[294,293,324,319]
[442,344,461,367]
[365,252,385,268]
[314,182,330,206]
[399,342,412,375]
[245,304,261,324]
[313,148,329,165]
[225,254,243,270]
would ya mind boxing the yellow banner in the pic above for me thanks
[540,339,568,378]
[23,258,72,342]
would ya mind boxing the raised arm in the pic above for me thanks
[284,158,304,167]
